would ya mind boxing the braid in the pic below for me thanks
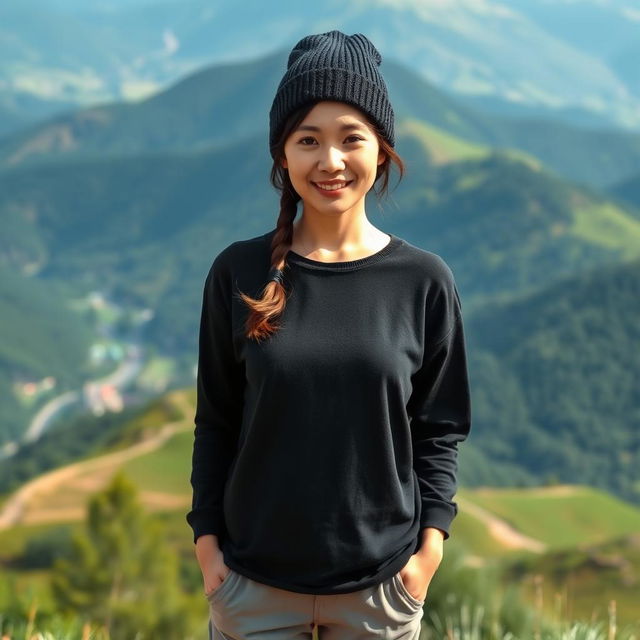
[238,181,299,341]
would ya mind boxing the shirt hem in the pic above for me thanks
[221,538,417,595]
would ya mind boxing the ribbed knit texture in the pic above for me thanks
[269,31,395,158]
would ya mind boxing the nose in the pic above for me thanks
[318,145,345,172]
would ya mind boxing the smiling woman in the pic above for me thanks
[187,29,471,640]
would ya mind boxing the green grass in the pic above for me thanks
[505,532,640,629]
[119,430,193,493]
[459,486,640,549]
[398,118,491,164]
[448,509,514,558]
[0,521,77,560]
[572,201,640,259]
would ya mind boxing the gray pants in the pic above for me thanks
[206,568,424,639]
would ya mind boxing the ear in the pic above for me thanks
[377,151,386,166]
[281,157,288,169]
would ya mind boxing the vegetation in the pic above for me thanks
[0,265,94,444]
[2,148,640,512]
[1,536,636,639]
[1,471,191,640]
[1,43,639,639]
[466,257,640,505]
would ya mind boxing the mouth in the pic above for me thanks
[311,180,354,195]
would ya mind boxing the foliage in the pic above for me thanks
[49,470,191,640]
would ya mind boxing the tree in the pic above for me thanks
[50,470,190,639]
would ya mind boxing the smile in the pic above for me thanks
[312,180,353,194]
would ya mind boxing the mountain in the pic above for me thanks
[607,170,640,210]
[2,0,640,132]
[0,51,284,166]
[465,257,640,505]
[3,122,640,490]
[3,116,640,343]
[0,136,273,441]
[1,42,639,512]
[3,50,640,194]
[392,129,640,309]
[0,92,79,140]
[0,265,94,443]
[0,0,155,106]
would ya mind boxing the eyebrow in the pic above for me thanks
[295,123,367,133]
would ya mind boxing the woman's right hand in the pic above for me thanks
[195,534,231,596]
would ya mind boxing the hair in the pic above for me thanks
[237,99,405,342]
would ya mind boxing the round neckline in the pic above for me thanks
[285,233,403,272]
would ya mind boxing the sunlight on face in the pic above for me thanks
[281,101,386,219]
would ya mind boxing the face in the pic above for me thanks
[281,101,386,219]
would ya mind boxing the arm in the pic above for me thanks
[186,254,245,546]
[407,263,472,551]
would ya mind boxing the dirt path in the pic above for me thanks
[457,495,547,552]
[0,391,194,530]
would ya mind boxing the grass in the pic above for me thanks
[459,486,640,549]
[1,597,636,640]
[572,201,640,260]
[117,430,193,493]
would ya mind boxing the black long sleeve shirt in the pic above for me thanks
[186,227,471,595]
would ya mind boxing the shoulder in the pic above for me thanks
[208,229,273,279]
[395,236,457,290]
[394,236,463,322]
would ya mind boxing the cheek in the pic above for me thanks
[289,167,308,184]
[291,163,314,183]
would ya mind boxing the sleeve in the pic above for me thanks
[407,262,472,542]
[186,254,245,545]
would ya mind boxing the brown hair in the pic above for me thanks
[237,100,405,342]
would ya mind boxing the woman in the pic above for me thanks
[187,30,472,640]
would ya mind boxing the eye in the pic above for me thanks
[297,135,365,145]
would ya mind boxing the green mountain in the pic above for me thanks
[608,170,640,210]
[3,124,640,349]
[465,257,640,504]
[2,51,640,193]
[1,49,639,512]
[4,0,640,136]
[391,130,640,310]
[0,265,94,443]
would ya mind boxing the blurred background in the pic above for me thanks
[1,1,639,638]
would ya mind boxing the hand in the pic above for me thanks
[399,530,444,602]
[195,534,231,596]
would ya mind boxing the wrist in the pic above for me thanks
[195,534,220,555]
[417,527,445,558]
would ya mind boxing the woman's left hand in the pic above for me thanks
[398,532,444,602]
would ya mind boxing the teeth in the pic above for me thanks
[316,181,348,191]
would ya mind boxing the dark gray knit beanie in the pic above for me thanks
[269,30,395,159]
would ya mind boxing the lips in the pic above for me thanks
[311,181,353,197]
[312,180,353,191]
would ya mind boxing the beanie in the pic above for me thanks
[269,30,395,159]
